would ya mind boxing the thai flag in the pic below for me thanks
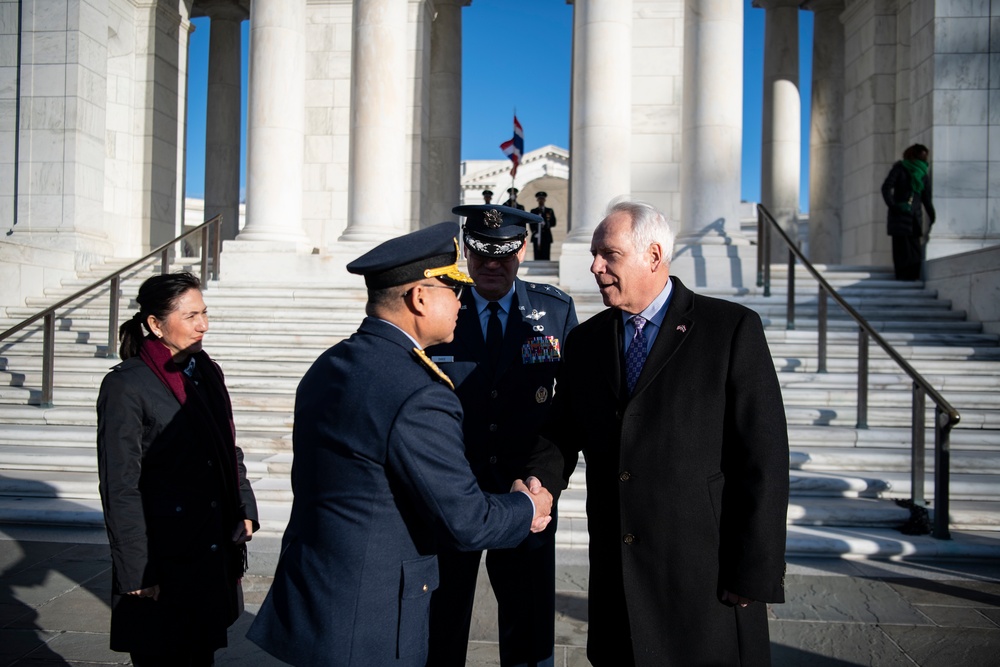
[500,116,524,177]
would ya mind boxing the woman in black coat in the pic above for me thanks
[97,272,258,666]
[882,143,936,280]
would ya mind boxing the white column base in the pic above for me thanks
[668,244,759,290]
[557,242,600,296]
[218,239,380,287]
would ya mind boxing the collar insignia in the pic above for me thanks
[413,348,455,390]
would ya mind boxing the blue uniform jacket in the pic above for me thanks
[428,278,577,494]
[247,318,533,666]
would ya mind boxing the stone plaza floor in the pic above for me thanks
[1,527,998,666]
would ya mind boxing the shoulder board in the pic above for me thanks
[524,282,572,303]
[412,348,455,391]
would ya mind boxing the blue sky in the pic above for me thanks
[185,0,813,211]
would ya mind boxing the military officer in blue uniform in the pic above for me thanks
[427,205,578,667]
[247,222,554,667]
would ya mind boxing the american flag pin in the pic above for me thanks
[676,324,687,333]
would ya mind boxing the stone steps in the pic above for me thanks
[0,262,998,558]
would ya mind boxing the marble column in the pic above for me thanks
[426,0,463,226]
[562,0,632,290]
[203,2,246,243]
[176,12,193,242]
[805,0,845,264]
[679,0,746,245]
[756,0,800,256]
[237,0,310,246]
[340,0,409,242]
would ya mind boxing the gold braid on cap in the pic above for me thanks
[423,238,475,284]
[413,348,455,390]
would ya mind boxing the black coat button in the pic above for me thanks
[489,456,497,464]
[623,534,636,545]
[619,471,631,482]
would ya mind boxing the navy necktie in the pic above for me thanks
[625,315,647,393]
[486,302,503,369]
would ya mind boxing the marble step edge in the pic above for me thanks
[4,337,998,357]
[4,405,994,432]
[5,355,1000,378]
[7,386,1000,414]
[0,496,997,538]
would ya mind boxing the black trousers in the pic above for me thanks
[891,234,922,280]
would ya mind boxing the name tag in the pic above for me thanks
[431,355,454,363]
[521,336,561,364]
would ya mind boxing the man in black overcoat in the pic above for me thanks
[528,199,789,667]
[427,205,578,666]
[247,223,554,666]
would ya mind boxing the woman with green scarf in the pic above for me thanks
[881,143,936,280]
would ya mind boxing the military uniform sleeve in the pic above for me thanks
[96,371,155,592]
[387,384,533,550]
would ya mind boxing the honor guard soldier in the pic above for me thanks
[427,205,578,667]
[483,189,495,205]
[529,191,557,260]
[503,187,526,211]
[248,222,554,667]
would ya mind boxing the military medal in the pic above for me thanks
[521,335,562,364]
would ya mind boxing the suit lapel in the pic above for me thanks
[630,277,694,397]
[454,290,485,358]
[595,309,626,401]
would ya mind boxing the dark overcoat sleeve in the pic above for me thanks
[97,369,155,593]
[718,309,789,603]
[388,383,534,551]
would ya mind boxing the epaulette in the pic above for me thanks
[525,281,573,303]
[412,348,455,390]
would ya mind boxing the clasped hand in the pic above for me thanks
[512,477,553,533]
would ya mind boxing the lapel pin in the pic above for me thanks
[676,324,687,333]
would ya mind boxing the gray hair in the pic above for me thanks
[604,198,675,260]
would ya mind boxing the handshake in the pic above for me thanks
[511,477,554,533]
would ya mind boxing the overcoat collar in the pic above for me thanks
[602,276,696,401]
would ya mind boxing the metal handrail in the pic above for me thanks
[756,204,960,539]
[0,215,223,407]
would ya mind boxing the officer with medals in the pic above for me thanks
[247,223,554,667]
[427,206,578,667]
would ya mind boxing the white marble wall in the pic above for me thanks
[302,0,353,249]
[0,1,17,231]
[841,0,898,265]
[918,1,998,259]
[105,0,139,255]
[132,2,182,250]
[1,0,116,310]
[631,0,683,223]
[927,245,1000,335]
[842,0,1000,268]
